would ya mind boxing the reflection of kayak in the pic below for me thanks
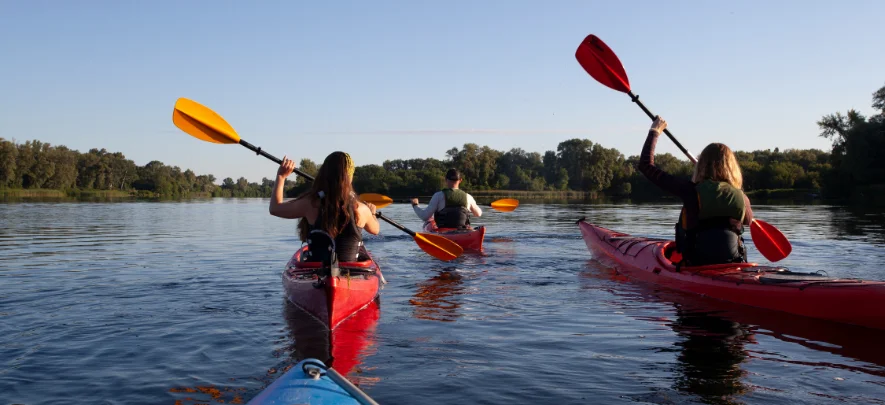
[582,265,885,373]
[410,272,465,322]
[246,358,379,405]
[423,219,486,251]
[577,218,885,330]
[282,246,383,330]
[284,299,381,377]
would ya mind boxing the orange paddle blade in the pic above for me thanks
[172,98,240,144]
[414,233,463,262]
[489,198,519,212]
[750,219,792,262]
[359,193,394,209]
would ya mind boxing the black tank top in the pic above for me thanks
[305,199,363,262]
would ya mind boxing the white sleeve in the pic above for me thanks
[466,194,482,217]
[413,192,444,221]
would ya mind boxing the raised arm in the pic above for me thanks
[269,156,309,219]
[637,117,695,199]
[357,201,380,235]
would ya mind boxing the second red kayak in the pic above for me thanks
[577,218,885,330]
[282,246,384,330]
[423,219,486,251]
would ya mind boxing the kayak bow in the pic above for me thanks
[246,358,379,405]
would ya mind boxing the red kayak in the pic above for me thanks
[577,218,885,330]
[282,245,384,330]
[423,219,486,251]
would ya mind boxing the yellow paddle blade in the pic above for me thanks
[490,198,519,212]
[172,98,241,144]
[414,233,463,261]
[359,193,394,209]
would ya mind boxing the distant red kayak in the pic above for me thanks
[282,246,383,330]
[577,218,885,330]
[423,219,486,251]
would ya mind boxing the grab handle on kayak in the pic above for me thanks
[301,359,380,405]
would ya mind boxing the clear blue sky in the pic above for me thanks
[1,1,883,183]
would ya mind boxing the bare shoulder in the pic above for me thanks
[353,200,370,221]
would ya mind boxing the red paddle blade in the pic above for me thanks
[575,34,631,93]
[750,219,792,262]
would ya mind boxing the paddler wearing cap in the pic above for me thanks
[411,168,483,229]
[269,152,379,262]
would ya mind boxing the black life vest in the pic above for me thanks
[433,188,471,229]
[674,180,747,266]
[304,197,363,263]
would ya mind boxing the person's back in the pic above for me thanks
[638,116,753,266]
[434,187,472,229]
[411,169,482,229]
[680,179,748,265]
[268,151,380,262]
[302,194,364,262]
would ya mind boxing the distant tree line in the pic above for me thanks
[0,140,299,198]
[2,83,882,201]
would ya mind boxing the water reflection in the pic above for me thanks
[827,205,885,243]
[282,299,380,378]
[582,260,885,403]
[409,270,465,322]
[670,308,752,404]
[167,299,382,405]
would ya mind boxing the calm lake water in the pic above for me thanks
[2,199,885,404]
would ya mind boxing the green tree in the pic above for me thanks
[556,139,593,190]
[297,158,318,186]
[765,161,805,189]
[0,139,17,187]
[818,84,885,194]
[45,146,78,190]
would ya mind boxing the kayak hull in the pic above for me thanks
[577,219,885,330]
[246,359,364,405]
[423,219,486,251]
[282,246,383,330]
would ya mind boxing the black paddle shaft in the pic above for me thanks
[236,141,415,236]
[375,212,417,236]
[626,91,697,164]
[238,139,317,181]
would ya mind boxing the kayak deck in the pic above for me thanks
[423,219,486,251]
[246,358,376,405]
[577,218,885,330]
[282,246,383,330]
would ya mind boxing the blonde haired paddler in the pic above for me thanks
[269,151,380,262]
[638,116,754,266]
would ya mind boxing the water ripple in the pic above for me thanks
[1,199,884,404]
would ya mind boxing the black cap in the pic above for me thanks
[445,169,461,181]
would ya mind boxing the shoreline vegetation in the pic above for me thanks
[0,187,829,204]
[2,84,883,205]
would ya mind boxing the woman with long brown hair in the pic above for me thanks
[638,116,754,266]
[269,151,379,262]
